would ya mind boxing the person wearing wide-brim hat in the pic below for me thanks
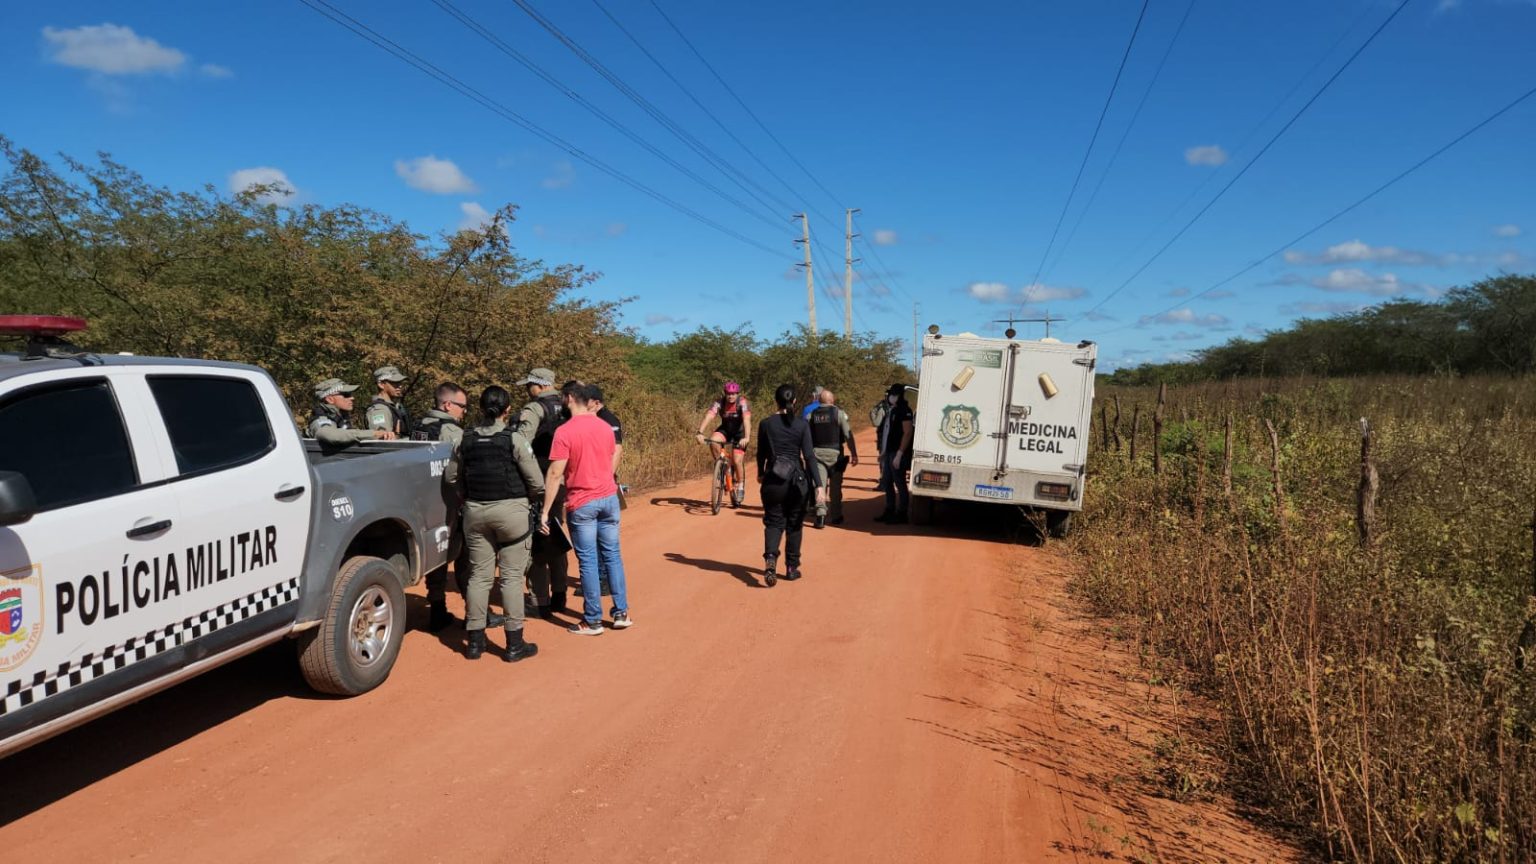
[366,365,414,438]
[308,378,396,446]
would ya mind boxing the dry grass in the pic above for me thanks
[1073,375,1536,862]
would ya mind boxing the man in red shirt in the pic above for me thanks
[538,383,631,635]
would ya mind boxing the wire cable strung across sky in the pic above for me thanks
[1086,81,1536,339]
[1079,0,1414,318]
[1022,0,1153,312]
[1041,0,1197,284]
[297,0,795,261]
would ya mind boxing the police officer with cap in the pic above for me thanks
[416,382,483,631]
[807,388,858,528]
[366,365,413,439]
[308,378,396,445]
[445,385,545,663]
[516,367,572,616]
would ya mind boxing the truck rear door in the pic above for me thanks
[0,369,186,742]
[1002,343,1095,480]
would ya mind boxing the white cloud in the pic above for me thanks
[606,222,628,237]
[1167,286,1191,297]
[1494,224,1522,238]
[42,24,186,75]
[1138,308,1230,328]
[394,156,477,195]
[1184,145,1228,167]
[542,160,574,190]
[645,313,687,326]
[966,281,1011,302]
[873,229,899,246]
[1170,331,1204,341]
[199,63,233,79]
[458,202,493,231]
[228,167,295,204]
[1081,309,1116,322]
[1279,300,1363,316]
[968,281,1086,304]
[1311,268,1431,296]
[1283,238,1438,267]
[1436,0,1462,11]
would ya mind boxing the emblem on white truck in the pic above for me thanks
[939,405,982,449]
[0,564,43,672]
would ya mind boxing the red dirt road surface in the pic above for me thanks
[0,431,1293,863]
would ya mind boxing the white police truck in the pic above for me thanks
[0,316,454,757]
[908,328,1097,536]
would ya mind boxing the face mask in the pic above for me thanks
[887,394,898,404]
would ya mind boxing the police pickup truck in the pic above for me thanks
[0,317,453,757]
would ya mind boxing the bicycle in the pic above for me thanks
[706,439,747,515]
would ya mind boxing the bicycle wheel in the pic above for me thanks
[710,459,724,515]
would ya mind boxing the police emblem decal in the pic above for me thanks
[0,564,44,672]
[939,405,982,448]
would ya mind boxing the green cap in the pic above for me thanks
[374,365,407,383]
[516,368,556,387]
[315,378,359,399]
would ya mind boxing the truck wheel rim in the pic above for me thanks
[349,585,393,668]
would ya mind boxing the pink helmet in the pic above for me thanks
[723,381,741,394]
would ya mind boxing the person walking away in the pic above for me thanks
[876,383,915,523]
[415,382,485,632]
[756,384,823,586]
[517,368,572,618]
[807,388,858,528]
[447,385,544,662]
[800,385,824,420]
[308,378,396,445]
[870,395,891,491]
[366,365,414,438]
[538,384,631,635]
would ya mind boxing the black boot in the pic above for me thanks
[549,593,569,615]
[813,515,826,529]
[503,629,539,663]
[487,610,508,628]
[465,629,486,660]
[784,566,803,581]
[427,603,454,632]
[763,556,778,588]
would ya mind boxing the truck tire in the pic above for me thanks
[298,555,407,696]
[1046,509,1074,539]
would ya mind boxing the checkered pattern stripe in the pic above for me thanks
[1,577,300,717]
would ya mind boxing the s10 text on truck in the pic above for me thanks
[0,316,453,757]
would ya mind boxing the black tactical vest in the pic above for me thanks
[530,392,565,462]
[413,415,460,442]
[809,405,843,449]
[461,428,527,502]
[311,403,353,430]
[371,396,414,438]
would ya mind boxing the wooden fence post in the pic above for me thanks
[1100,403,1110,451]
[1129,404,1141,465]
[1357,418,1378,548]
[1112,395,1123,452]
[1153,383,1166,476]
[1264,418,1286,533]
[1222,412,1234,501]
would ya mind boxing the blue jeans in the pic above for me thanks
[568,494,628,624]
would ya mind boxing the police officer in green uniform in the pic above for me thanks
[307,378,396,445]
[366,365,413,438]
[415,382,486,632]
[807,388,858,528]
[515,367,571,617]
[446,385,544,663]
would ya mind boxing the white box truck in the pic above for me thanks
[908,331,1097,536]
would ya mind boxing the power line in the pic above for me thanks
[646,0,843,211]
[1080,0,1412,318]
[1042,0,1197,282]
[508,0,793,228]
[297,0,794,261]
[1023,0,1153,307]
[1087,81,1536,339]
[431,0,790,236]
[1084,0,1380,290]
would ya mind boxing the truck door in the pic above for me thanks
[139,371,310,659]
[1004,344,1095,479]
[0,372,185,730]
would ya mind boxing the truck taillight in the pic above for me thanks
[1036,482,1072,501]
[915,470,951,490]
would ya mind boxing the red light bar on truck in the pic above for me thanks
[0,315,87,338]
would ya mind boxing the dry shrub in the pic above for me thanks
[1073,375,1536,862]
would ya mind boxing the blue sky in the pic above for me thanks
[2,0,1533,370]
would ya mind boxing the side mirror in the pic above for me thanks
[0,471,38,526]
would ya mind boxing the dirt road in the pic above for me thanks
[0,431,1291,862]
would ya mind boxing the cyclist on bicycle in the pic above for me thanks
[696,381,752,490]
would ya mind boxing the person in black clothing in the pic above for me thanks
[755,384,823,587]
[876,383,915,523]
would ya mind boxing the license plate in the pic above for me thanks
[974,484,1013,500]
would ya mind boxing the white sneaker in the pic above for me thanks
[611,612,634,630]
[568,621,604,636]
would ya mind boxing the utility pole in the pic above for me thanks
[794,213,816,338]
[912,303,920,375]
[844,208,860,339]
